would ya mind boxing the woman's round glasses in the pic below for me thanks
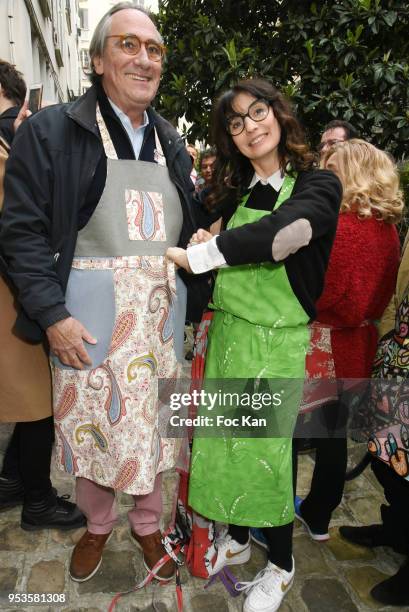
[226,99,270,136]
[106,34,166,62]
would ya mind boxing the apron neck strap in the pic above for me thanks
[275,174,296,209]
[96,102,167,167]
[154,129,166,167]
[96,103,118,160]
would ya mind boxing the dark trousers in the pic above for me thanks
[1,416,54,502]
[372,458,409,555]
[293,400,348,532]
[228,522,293,572]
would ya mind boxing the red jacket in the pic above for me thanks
[316,213,400,380]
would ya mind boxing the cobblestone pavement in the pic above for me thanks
[0,424,406,612]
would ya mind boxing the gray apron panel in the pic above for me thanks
[50,268,115,370]
[74,160,183,257]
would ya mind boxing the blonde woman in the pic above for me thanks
[293,139,403,541]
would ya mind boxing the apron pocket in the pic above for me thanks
[125,189,166,241]
[50,268,116,370]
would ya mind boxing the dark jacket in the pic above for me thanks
[0,85,197,341]
[0,106,19,146]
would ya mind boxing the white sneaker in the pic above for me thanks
[207,533,251,576]
[236,558,295,612]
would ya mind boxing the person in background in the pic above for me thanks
[339,232,409,607]
[198,147,216,190]
[0,60,25,143]
[0,60,85,532]
[296,118,360,458]
[318,119,358,158]
[185,147,219,359]
[167,78,341,612]
[186,143,198,186]
[293,140,402,543]
[1,1,197,584]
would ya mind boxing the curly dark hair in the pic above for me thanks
[206,78,315,212]
[0,60,26,106]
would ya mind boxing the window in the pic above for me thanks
[39,0,51,19]
[66,0,72,34]
[79,8,89,30]
[80,49,90,69]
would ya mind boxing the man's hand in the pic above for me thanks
[188,228,213,246]
[13,101,32,133]
[166,247,192,273]
[46,317,97,370]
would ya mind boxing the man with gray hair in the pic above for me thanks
[1,2,196,583]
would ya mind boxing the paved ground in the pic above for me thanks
[0,423,407,612]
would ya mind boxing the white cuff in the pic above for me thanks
[186,235,228,274]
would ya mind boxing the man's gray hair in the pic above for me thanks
[88,1,162,84]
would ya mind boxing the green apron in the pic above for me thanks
[188,175,310,527]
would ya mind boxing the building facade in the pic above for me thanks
[0,0,81,103]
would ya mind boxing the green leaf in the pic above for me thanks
[222,39,237,68]
[304,39,314,61]
[344,52,355,66]
[359,0,371,10]
[385,69,396,85]
[384,11,398,27]
[371,20,379,34]
[355,24,364,42]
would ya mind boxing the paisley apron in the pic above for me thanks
[188,175,310,526]
[51,106,185,495]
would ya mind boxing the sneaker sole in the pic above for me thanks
[250,533,268,551]
[69,532,113,583]
[243,576,294,612]
[295,511,329,542]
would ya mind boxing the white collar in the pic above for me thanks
[249,168,285,192]
[108,97,149,132]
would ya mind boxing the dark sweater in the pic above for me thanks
[216,170,342,320]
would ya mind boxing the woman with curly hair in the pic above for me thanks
[293,139,402,544]
[167,78,342,611]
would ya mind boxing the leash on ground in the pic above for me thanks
[108,540,184,612]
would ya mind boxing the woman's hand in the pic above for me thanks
[188,228,214,246]
[166,247,192,273]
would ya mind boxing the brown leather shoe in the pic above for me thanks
[69,530,112,582]
[132,529,175,581]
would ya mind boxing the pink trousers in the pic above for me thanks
[76,473,163,536]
